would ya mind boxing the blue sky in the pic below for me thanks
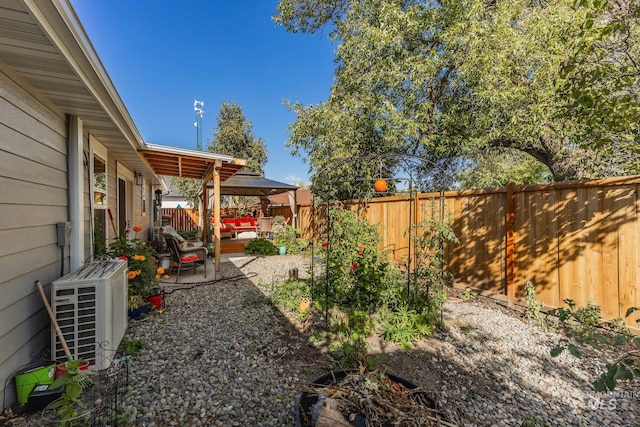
[70,0,336,184]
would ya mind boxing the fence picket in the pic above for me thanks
[162,176,640,328]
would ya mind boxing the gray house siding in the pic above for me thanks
[0,0,180,411]
[0,61,68,408]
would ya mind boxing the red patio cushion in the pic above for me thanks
[180,253,199,262]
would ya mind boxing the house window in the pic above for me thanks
[94,156,107,206]
[93,154,108,255]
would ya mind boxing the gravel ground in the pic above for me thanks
[7,254,639,426]
[121,255,322,427]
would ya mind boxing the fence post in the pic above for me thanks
[506,182,516,305]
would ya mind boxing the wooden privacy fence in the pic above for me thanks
[161,208,200,232]
[297,176,640,327]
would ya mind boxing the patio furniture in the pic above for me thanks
[210,220,234,239]
[257,217,273,238]
[222,217,258,238]
[160,225,205,249]
[163,234,207,282]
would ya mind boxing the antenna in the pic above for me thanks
[194,100,204,151]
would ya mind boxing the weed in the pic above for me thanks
[524,280,546,330]
[460,287,477,301]
[116,407,137,424]
[378,306,433,349]
[550,301,640,392]
[269,279,311,312]
[120,338,148,355]
[308,331,325,344]
[552,299,601,338]
[328,336,369,368]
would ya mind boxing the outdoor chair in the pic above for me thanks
[161,225,205,249]
[257,217,273,238]
[163,234,207,282]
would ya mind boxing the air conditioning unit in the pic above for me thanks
[51,260,128,370]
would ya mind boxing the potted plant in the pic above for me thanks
[109,225,169,316]
[127,295,149,319]
[147,287,163,309]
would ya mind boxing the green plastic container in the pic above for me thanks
[14,363,55,404]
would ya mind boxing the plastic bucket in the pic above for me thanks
[14,363,55,404]
[278,246,286,255]
[148,294,163,308]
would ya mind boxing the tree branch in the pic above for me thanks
[488,137,553,166]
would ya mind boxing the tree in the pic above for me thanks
[208,100,269,210]
[456,150,553,190]
[209,100,268,175]
[557,0,639,173]
[171,101,269,209]
[275,0,639,193]
[169,177,201,208]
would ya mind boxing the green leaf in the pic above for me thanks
[625,307,639,318]
[568,343,582,358]
[593,333,609,343]
[614,335,630,346]
[621,358,635,366]
[550,346,564,357]
[593,378,607,392]
[50,373,72,390]
[66,382,82,399]
[615,364,633,381]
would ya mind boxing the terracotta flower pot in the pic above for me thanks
[54,359,89,379]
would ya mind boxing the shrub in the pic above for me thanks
[244,238,277,255]
[327,310,372,368]
[317,206,389,311]
[272,224,308,254]
[269,279,311,312]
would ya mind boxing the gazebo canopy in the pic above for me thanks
[209,171,299,196]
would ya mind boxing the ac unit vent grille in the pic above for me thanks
[51,261,128,369]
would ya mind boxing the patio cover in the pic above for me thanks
[138,143,245,181]
[209,171,299,196]
[138,143,247,274]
